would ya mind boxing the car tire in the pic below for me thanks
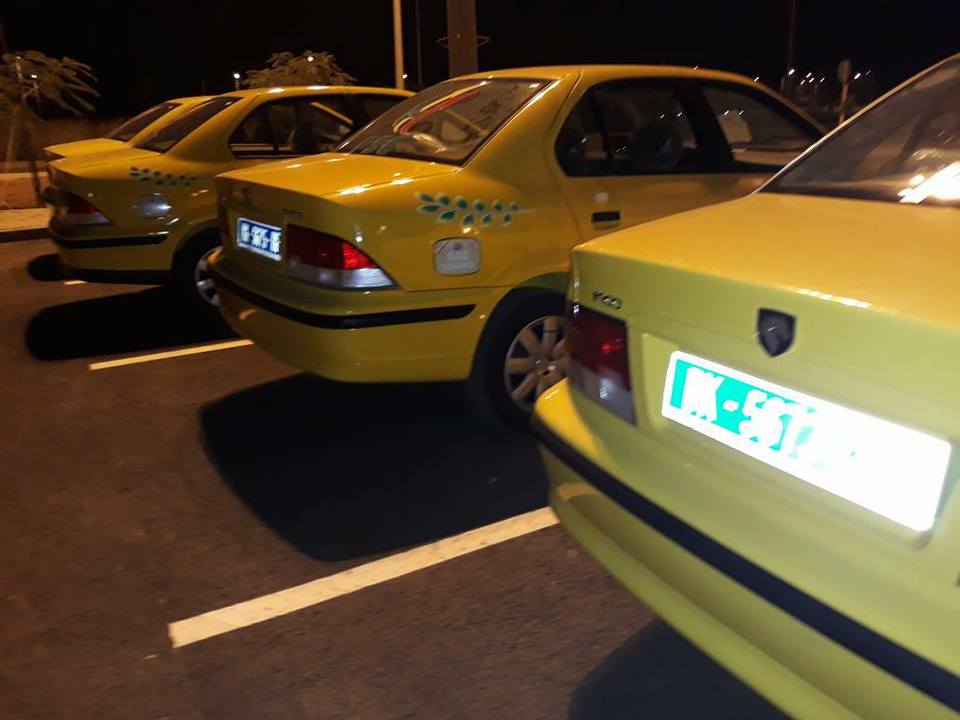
[467,291,569,429]
[173,231,222,314]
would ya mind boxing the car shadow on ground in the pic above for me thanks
[570,620,786,719]
[26,253,66,282]
[25,287,236,361]
[199,373,549,561]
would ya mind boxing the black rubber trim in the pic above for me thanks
[52,232,169,250]
[211,268,475,330]
[531,415,960,713]
[591,210,621,223]
[61,264,171,285]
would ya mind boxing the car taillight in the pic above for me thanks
[285,224,394,289]
[567,303,635,423]
[55,191,110,226]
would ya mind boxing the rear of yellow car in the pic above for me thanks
[534,56,960,719]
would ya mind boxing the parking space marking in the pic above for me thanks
[63,280,86,285]
[168,507,559,648]
[88,339,253,370]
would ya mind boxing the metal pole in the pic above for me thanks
[393,0,405,90]
[786,0,798,76]
[414,0,424,89]
[446,0,478,78]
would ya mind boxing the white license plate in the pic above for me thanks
[662,351,951,531]
[236,218,282,261]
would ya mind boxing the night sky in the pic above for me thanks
[3,0,958,117]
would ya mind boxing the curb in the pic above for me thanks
[0,227,48,243]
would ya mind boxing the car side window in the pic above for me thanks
[358,94,405,123]
[700,84,819,169]
[555,94,611,176]
[230,96,356,158]
[229,106,277,157]
[556,82,706,176]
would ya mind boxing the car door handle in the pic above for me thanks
[591,210,620,224]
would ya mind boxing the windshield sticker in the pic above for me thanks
[415,192,530,229]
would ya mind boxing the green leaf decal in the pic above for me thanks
[456,196,468,210]
[502,213,513,225]
[461,213,475,227]
[438,194,451,206]
[418,192,434,203]
[417,204,441,214]
[474,200,485,212]
[438,209,457,223]
[492,200,503,212]
[482,214,492,225]
[509,201,519,212]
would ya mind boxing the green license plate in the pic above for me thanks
[661,351,951,531]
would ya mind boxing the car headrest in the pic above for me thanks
[629,122,683,172]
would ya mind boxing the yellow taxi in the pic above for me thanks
[47,85,410,307]
[533,56,960,718]
[43,96,211,162]
[211,65,820,424]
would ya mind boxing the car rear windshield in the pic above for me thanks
[765,58,960,207]
[108,102,179,141]
[338,78,550,164]
[135,96,240,153]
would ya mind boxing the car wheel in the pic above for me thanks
[174,232,221,311]
[468,292,569,429]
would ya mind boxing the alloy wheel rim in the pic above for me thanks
[194,247,220,307]
[503,314,569,412]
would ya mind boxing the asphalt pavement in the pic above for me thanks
[0,237,783,719]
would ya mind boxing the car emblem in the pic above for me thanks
[756,308,795,357]
[592,289,623,310]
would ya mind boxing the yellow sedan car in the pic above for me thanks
[47,85,411,307]
[43,96,211,162]
[211,65,821,424]
[533,56,960,719]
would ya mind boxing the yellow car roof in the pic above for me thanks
[220,85,412,100]
[169,95,213,104]
[458,64,761,87]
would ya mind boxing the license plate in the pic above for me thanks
[661,351,951,531]
[236,218,282,261]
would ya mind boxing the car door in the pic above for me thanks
[553,78,818,242]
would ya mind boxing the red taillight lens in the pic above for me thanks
[63,192,100,215]
[285,224,393,289]
[55,191,110,226]
[568,303,635,423]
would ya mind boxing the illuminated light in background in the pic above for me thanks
[854,72,862,80]
[899,162,960,203]
[307,55,315,62]
[909,174,925,186]
[787,68,796,76]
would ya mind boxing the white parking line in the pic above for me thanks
[63,280,86,285]
[168,507,559,648]
[88,339,253,370]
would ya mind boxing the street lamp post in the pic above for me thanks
[393,0,405,89]
[232,72,241,91]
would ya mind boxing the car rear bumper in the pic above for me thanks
[532,382,960,720]
[50,219,175,274]
[211,265,483,383]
